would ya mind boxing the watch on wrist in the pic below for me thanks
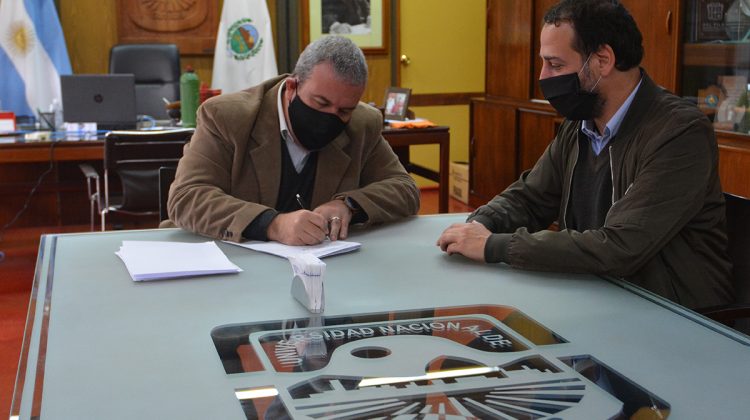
[338,196,360,215]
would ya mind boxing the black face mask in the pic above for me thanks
[288,92,347,151]
[539,62,601,121]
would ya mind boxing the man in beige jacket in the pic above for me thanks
[166,36,419,245]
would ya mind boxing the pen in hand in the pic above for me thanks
[296,193,330,239]
[296,193,307,210]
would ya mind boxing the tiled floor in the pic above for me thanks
[0,188,472,415]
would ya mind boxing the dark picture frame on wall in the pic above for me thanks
[301,0,389,55]
[383,87,411,121]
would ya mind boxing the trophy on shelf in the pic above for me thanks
[714,75,750,132]
[724,0,750,41]
[689,0,750,42]
[690,0,734,42]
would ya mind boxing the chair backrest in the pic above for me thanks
[725,192,750,305]
[104,129,193,212]
[159,166,177,221]
[109,44,181,119]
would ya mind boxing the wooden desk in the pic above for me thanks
[0,126,451,227]
[0,138,103,163]
[12,215,750,419]
[0,138,105,227]
[383,126,450,213]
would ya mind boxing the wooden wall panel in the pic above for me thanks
[60,0,218,82]
[362,55,391,106]
[60,0,381,96]
[518,108,557,171]
[115,0,220,55]
[621,0,681,94]
[470,99,518,207]
[486,0,533,100]
[60,0,119,74]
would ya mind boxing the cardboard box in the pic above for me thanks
[449,161,469,204]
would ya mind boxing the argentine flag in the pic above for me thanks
[0,0,72,117]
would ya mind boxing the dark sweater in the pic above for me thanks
[568,133,613,231]
[242,139,318,240]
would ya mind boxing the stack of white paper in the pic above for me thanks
[289,253,326,313]
[228,239,360,259]
[115,241,242,281]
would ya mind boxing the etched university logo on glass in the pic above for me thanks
[212,305,670,419]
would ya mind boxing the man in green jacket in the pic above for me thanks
[437,0,733,309]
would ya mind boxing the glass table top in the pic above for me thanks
[214,305,669,419]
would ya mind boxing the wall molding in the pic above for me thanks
[409,92,485,107]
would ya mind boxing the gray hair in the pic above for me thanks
[294,36,368,86]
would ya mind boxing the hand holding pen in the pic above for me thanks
[264,194,323,245]
[311,198,352,241]
[267,208,329,245]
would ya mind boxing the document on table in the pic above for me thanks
[116,241,242,281]
[227,239,361,259]
[289,253,325,313]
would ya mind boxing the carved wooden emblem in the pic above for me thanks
[129,0,207,33]
[117,0,219,55]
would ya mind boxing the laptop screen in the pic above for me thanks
[61,74,137,130]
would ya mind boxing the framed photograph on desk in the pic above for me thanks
[384,87,411,121]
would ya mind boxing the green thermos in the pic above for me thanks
[180,66,200,128]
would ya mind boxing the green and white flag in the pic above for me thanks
[212,0,278,94]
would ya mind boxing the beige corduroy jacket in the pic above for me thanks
[164,75,420,242]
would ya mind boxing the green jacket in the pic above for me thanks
[472,73,733,309]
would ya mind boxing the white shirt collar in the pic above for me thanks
[277,80,310,173]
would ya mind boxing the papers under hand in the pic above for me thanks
[289,254,325,313]
[116,241,242,281]
[229,239,361,259]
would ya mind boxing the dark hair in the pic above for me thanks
[543,0,643,71]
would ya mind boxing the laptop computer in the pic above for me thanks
[61,74,137,130]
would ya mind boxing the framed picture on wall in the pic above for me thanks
[383,87,411,121]
[301,0,389,55]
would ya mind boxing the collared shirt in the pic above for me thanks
[581,78,643,155]
[277,82,310,173]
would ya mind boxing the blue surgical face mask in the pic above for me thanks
[539,54,602,121]
[288,85,347,151]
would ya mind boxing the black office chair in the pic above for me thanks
[109,44,181,119]
[79,129,193,231]
[158,166,177,222]
[697,192,750,334]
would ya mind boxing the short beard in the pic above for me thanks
[581,66,605,119]
[590,94,605,120]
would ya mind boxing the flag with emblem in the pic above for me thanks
[0,0,72,117]
[212,0,278,94]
